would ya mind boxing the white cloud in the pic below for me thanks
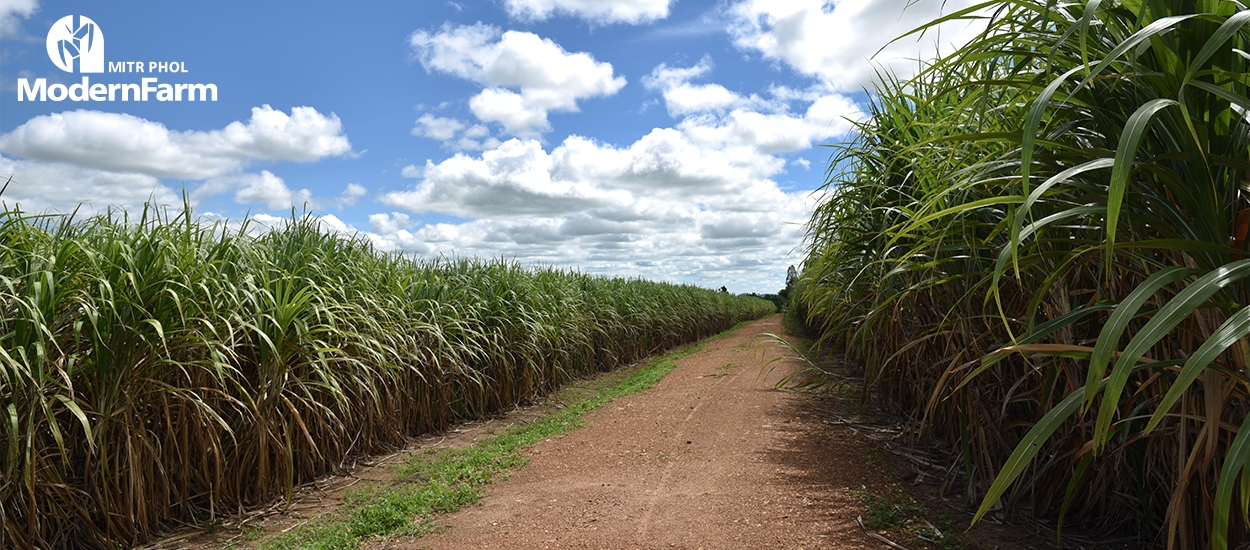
[0,106,353,215]
[228,105,353,161]
[0,105,352,179]
[726,0,985,90]
[0,0,36,38]
[644,59,751,116]
[316,213,355,235]
[186,170,314,212]
[356,206,812,292]
[375,54,861,292]
[401,164,424,178]
[676,94,858,154]
[374,127,821,291]
[0,155,180,215]
[413,114,465,141]
[224,170,312,211]
[645,59,860,153]
[368,211,417,234]
[455,124,500,151]
[383,138,623,217]
[384,126,817,220]
[662,83,743,115]
[414,115,503,151]
[409,23,626,136]
[336,183,367,207]
[503,0,672,24]
[251,213,285,225]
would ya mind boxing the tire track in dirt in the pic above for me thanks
[633,366,727,541]
[384,315,882,549]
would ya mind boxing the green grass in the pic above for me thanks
[851,487,965,550]
[250,327,722,549]
[851,486,923,530]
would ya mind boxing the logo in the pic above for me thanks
[21,15,217,102]
[46,15,104,73]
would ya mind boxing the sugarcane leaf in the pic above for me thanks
[1085,266,1198,407]
[1180,11,1250,88]
[1104,98,1178,269]
[1145,303,1250,434]
[973,385,1089,524]
[1096,260,1250,449]
[1213,411,1250,550]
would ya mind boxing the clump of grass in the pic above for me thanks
[851,487,924,530]
[852,487,963,549]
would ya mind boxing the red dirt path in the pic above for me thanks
[156,315,1055,550]
[377,315,1048,550]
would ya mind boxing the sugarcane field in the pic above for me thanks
[2,1,1250,549]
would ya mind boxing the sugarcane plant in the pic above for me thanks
[0,203,775,549]
[796,0,1250,547]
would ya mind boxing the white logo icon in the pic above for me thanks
[46,15,104,73]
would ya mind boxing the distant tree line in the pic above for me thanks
[740,265,798,311]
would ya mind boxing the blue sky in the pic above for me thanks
[0,0,979,293]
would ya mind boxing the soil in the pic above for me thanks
[382,315,1051,550]
[152,315,1063,550]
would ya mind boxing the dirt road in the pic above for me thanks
[159,315,1051,550]
[392,315,884,549]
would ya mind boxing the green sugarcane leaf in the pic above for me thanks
[1104,98,1178,269]
[1085,266,1198,408]
[973,385,1089,524]
[1213,411,1250,550]
[1180,11,1250,88]
[53,393,94,451]
[1145,303,1250,434]
[1095,260,1250,450]
[1115,239,1245,256]
[1080,15,1197,88]
[1007,157,1115,279]
[1019,65,1088,199]
[971,304,1113,388]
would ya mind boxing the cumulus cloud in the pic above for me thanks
[374,126,820,290]
[0,106,353,215]
[413,114,503,151]
[376,54,861,291]
[643,58,751,116]
[388,126,787,211]
[354,207,811,291]
[0,155,179,214]
[196,170,311,211]
[234,171,310,211]
[676,94,858,154]
[503,0,672,24]
[413,114,465,141]
[0,106,352,179]
[385,124,817,220]
[645,59,860,153]
[368,211,417,234]
[409,24,626,136]
[193,174,367,213]
[384,138,623,217]
[726,0,985,90]
[335,183,367,207]
[0,0,36,38]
